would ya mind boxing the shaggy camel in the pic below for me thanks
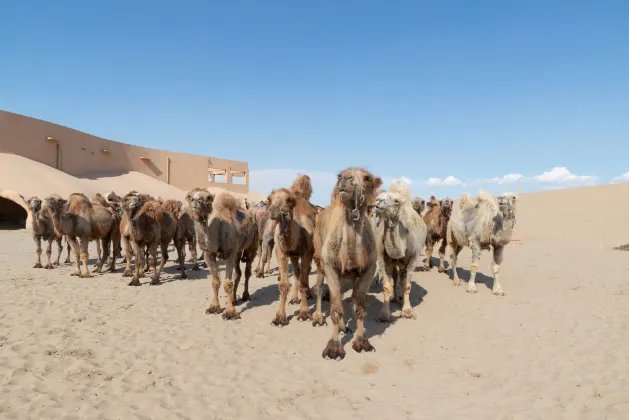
[27,197,63,269]
[174,202,200,270]
[412,196,426,216]
[160,199,188,279]
[268,174,318,326]
[120,191,163,285]
[422,196,453,272]
[313,167,383,360]
[447,190,518,295]
[374,179,427,322]
[254,210,276,278]
[90,193,122,270]
[44,193,118,277]
[187,188,258,320]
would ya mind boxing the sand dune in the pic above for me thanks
[1,172,629,419]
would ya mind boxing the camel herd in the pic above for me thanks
[25,167,518,360]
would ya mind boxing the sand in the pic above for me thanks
[2,178,629,419]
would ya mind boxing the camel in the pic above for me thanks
[44,193,119,277]
[186,188,258,320]
[120,191,163,286]
[254,210,276,278]
[159,199,187,280]
[90,193,122,270]
[27,197,63,269]
[267,174,318,326]
[105,191,124,260]
[412,196,426,216]
[422,196,453,272]
[313,167,383,360]
[174,202,200,270]
[373,179,427,322]
[447,190,518,295]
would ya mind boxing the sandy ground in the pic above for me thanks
[2,184,629,419]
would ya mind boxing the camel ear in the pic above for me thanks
[286,195,296,207]
[205,193,214,205]
[373,177,383,190]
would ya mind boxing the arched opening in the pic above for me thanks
[0,197,28,230]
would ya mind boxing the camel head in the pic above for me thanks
[43,195,67,218]
[375,178,412,221]
[185,188,214,220]
[122,191,149,218]
[333,168,383,214]
[27,196,42,215]
[106,190,121,204]
[267,188,296,235]
[411,197,425,215]
[497,193,518,222]
[439,198,454,219]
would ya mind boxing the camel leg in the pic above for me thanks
[128,241,144,286]
[205,252,223,314]
[94,240,102,268]
[232,254,242,302]
[265,243,274,275]
[377,258,395,323]
[190,237,200,270]
[390,267,400,304]
[312,262,327,327]
[79,237,92,278]
[176,239,187,279]
[491,246,506,296]
[272,246,291,326]
[241,250,253,301]
[351,263,377,353]
[143,247,150,273]
[122,235,133,277]
[94,238,109,273]
[424,241,434,271]
[450,245,463,286]
[437,238,448,273]
[44,239,54,269]
[289,256,301,305]
[33,236,43,268]
[254,241,263,278]
[467,242,481,294]
[150,243,162,285]
[222,256,240,320]
[67,236,81,276]
[64,238,72,264]
[399,266,416,319]
[321,265,346,360]
[296,255,313,321]
[54,237,62,266]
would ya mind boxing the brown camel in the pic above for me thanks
[90,193,122,271]
[186,188,258,320]
[161,199,189,279]
[268,174,317,326]
[422,196,453,272]
[44,193,119,277]
[27,197,63,269]
[172,201,200,270]
[313,167,383,360]
[254,210,276,278]
[120,191,163,285]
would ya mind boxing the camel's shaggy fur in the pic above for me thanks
[268,174,318,326]
[27,197,64,269]
[447,190,518,295]
[313,167,382,360]
[422,196,453,272]
[44,193,119,277]
[373,179,427,322]
[187,189,258,320]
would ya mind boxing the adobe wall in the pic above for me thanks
[0,110,248,194]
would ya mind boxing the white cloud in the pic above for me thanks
[611,172,629,183]
[490,173,525,184]
[533,167,597,184]
[424,176,462,187]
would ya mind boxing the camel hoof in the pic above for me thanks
[271,313,289,327]
[376,313,394,324]
[322,339,345,360]
[33,263,43,269]
[222,308,241,320]
[438,266,446,273]
[241,292,250,302]
[180,272,188,280]
[150,279,161,286]
[466,287,478,294]
[492,289,506,296]
[44,264,54,270]
[80,273,93,279]
[191,264,201,271]
[53,262,60,266]
[297,311,313,322]
[205,305,223,315]
[122,270,132,278]
[312,313,327,327]
[453,279,461,287]
[423,265,431,271]
[400,308,416,319]
[64,260,71,264]
[127,278,141,286]
[352,335,375,353]
[71,272,81,277]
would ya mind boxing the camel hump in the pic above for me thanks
[162,200,181,217]
[389,178,411,199]
[477,189,492,201]
[290,174,313,201]
[213,192,240,221]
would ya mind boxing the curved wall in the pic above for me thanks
[0,110,248,194]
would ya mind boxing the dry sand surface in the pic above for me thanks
[1,182,629,419]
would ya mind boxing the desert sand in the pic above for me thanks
[1,158,629,419]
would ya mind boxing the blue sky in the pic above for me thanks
[1,1,628,205]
